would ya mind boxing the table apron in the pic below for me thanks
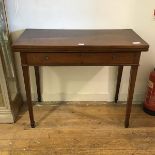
[20,52,141,66]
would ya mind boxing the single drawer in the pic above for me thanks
[81,52,140,65]
[24,52,140,66]
[26,53,82,65]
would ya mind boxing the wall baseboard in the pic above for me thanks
[0,110,14,123]
[30,93,145,103]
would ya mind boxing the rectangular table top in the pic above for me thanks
[12,29,149,52]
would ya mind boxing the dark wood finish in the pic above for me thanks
[34,66,41,102]
[27,52,81,66]
[81,53,139,66]
[125,66,138,128]
[115,66,124,103]
[12,29,149,52]
[25,52,140,66]
[22,65,35,128]
[12,29,149,128]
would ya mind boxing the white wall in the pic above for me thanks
[132,0,155,101]
[5,0,155,102]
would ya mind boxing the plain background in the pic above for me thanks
[5,0,155,102]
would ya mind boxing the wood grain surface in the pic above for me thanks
[12,29,149,52]
[0,102,155,155]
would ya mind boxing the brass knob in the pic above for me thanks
[112,54,116,60]
[45,56,49,60]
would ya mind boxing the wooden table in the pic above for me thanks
[12,29,149,128]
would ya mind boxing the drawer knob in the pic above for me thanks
[112,55,116,60]
[45,56,49,60]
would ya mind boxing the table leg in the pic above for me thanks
[22,66,35,128]
[34,66,41,102]
[125,65,138,128]
[115,66,123,103]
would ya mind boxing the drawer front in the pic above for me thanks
[81,52,140,65]
[26,53,82,65]
[25,52,140,66]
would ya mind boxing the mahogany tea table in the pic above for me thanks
[12,29,149,128]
